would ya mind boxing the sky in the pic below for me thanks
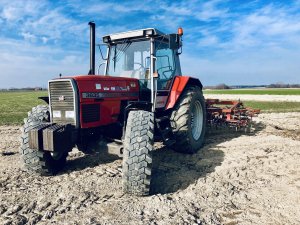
[0,0,300,88]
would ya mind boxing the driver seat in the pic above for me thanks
[120,70,134,78]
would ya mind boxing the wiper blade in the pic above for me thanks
[113,45,117,71]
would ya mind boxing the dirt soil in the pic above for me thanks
[0,113,300,225]
[204,94,300,102]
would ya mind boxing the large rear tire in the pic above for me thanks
[170,86,206,153]
[20,105,68,175]
[122,110,154,196]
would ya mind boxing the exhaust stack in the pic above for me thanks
[88,21,95,75]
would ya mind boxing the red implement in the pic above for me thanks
[205,99,260,130]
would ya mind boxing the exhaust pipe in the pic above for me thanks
[88,21,96,75]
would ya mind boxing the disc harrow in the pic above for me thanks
[205,99,260,131]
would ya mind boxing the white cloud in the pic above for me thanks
[67,0,153,18]
[0,0,300,87]
[178,2,300,85]
[41,37,49,44]
[0,0,86,45]
[190,2,300,55]
[0,0,46,22]
[181,50,300,85]
[20,9,86,43]
[21,32,37,42]
[198,35,219,47]
[1,6,18,21]
[194,0,229,21]
[0,38,89,88]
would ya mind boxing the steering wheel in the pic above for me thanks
[133,62,145,72]
[132,62,146,78]
[132,63,150,89]
[157,66,172,79]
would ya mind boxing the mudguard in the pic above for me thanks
[165,76,203,110]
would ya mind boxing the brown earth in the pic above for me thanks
[0,113,300,225]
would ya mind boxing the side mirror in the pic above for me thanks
[169,34,179,50]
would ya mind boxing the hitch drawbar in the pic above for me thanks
[28,123,74,152]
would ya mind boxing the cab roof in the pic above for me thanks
[103,28,165,43]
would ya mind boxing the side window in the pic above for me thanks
[155,42,176,90]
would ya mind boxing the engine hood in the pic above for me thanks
[51,75,140,101]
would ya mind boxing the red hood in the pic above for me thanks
[54,75,138,82]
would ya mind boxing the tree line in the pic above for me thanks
[204,83,300,89]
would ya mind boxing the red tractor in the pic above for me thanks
[20,22,206,196]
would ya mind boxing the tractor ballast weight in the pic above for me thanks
[20,22,248,196]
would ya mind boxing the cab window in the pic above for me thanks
[155,41,176,90]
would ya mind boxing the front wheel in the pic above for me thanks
[122,110,154,196]
[170,86,206,153]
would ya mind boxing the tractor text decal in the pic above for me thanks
[82,92,138,98]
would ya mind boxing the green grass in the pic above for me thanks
[204,88,300,95]
[0,91,300,125]
[0,91,47,125]
[244,101,300,113]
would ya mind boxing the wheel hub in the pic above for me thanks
[191,100,203,140]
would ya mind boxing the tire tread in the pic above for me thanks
[122,110,154,196]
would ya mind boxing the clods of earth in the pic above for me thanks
[0,113,300,225]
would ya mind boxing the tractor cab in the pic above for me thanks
[102,28,183,107]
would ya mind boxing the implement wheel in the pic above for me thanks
[122,110,154,196]
[170,86,206,153]
[20,105,68,175]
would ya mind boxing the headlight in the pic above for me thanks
[53,110,61,118]
[65,111,75,119]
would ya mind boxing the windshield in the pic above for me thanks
[107,40,150,81]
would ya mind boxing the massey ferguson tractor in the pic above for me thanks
[20,22,245,196]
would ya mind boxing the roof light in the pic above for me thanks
[103,36,110,43]
[103,28,164,42]
[145,29,153,36]
[178,27,183,36]
[110,30,144,41]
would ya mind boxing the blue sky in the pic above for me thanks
[0,0,300,88]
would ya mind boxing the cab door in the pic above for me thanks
[155,41,181,108]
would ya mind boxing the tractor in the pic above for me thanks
[20,22,206,196]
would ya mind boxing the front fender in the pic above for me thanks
[38,96,49,104]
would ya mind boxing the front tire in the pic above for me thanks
[122,110,154,196]
[170,86,206,153]
[20,105,68,175]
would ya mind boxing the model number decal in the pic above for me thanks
[82,92,138,98]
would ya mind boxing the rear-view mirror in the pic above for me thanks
[169,34,179,50]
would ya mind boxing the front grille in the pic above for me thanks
[49,80,76,125]
[82,104,100,123]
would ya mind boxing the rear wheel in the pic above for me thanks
[122,110,154,196]
[170,86,206,153]
[20,105,68,175]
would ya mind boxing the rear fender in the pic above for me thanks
[165,76,203,110]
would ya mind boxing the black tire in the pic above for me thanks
[20,105,68,175]
[170,86,206,153]
[122,110,154,196]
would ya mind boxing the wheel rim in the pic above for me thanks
[190,100,203,140]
